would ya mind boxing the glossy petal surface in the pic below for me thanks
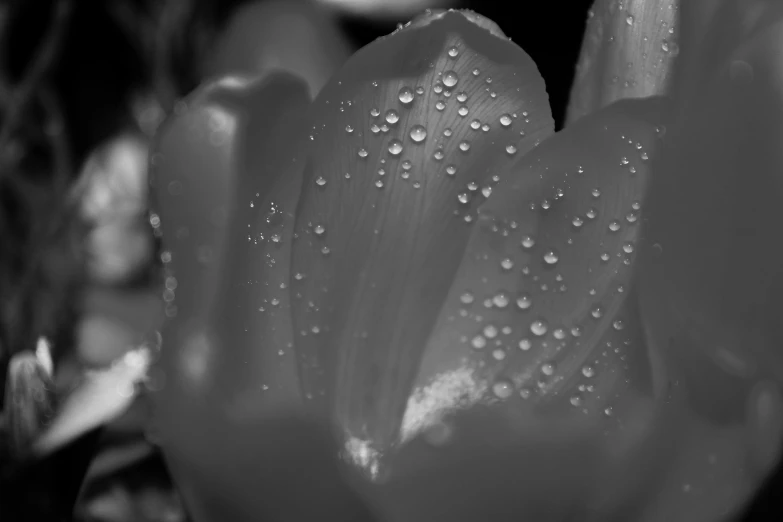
[566,0,678,124]
[288,10,554,472]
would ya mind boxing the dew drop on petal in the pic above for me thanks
[506,145,517,155]
[446,165,457,176]
[492,292,510,308]
[608,221,621,232]
[448,46,459,58]
[500,114,512,127]
[443,70,459,87]
[345,125,354,133]
[460,292,474,304]
[470,119,481,130]
[409,125,427,142]
[458,106,469,117]
[519,339,532,351]
[471,335,486,349]
[492,380,513,399]
[483,324,499,339]
[358,148,368,158]
[543,249,559,265]
[314,224,326,236]
[443,128,453,137]
[457,92,467,102]
[435,101,446,111]
[385,109,399,124]
[398,86,414,104]
[530,319,548,336]
[582,366,595,378]
[613,319,625,330]
[315,176,327,186]
[388,139,403,155]
[370,108,380,117]
[459,141,471,152]
[572,216,583,227]
[516,293,532,310]
[375,180,384,188]
[500,258,514,270]
[401,160,412,171]
[541,362,555,376]
[521,236,535,249]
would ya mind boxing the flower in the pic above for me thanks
[148,3,783,522]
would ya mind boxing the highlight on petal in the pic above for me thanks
[636,12,783,428]
[148,73,313,520]
[406,97,668,445]
[206,0,353,99]
[566,0,678,125]
[288,9,554,478]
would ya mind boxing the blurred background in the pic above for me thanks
[0,0,593,520]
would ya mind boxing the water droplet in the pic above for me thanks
[370,124,381,134]
[613,319,625,330]
[375,180,384,188]
[570,395,583,407]
[409,125,427,142]
[459,141,471,152]
[661,40,669,52]
[516,293,532,310]
[572,216,584,227]
[433,82,444,94]
[608,221,621,232]
[492,292,510,308]
[435,101,446,111]
[315,176,327,186]
[358,148,368,158]
[457,92,467,102]
[388,139,403,155]
[586,208,597,219]
[553,328,566,340]
[398,86,414,104]
[471,335,487,349]
[506,145,517,155]
[481,186,492,198]
[443,71,459,87]
[472,68,480,76]
[492,349,506,361]
[500,114,512,127]
[314,224,326,236]
[345,125,354,133]
[492,380,513,399]
[582,366,595,378]
[591,306,603,319]
[543,249,559,265]
[541,362,555,376]
[443,128,453,137]
[457,192,470,204]
[448,46,459,58]
[592,188,601,198]
[370,108,380,117]
[483,324,499,339]
[482,124,490,132]
[385,109,399,124]
[446,165,457,176]
[571,326,582,337]
[461,292,474,304]
[500,258,514,270]
[530,319,548,336]
[521,236,535,249]
[519,339,532,351]
[622,243,634,253]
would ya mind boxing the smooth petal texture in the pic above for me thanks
[566,0,678,125]
[406,97,668,445]
[149,74,325,521]
[288,10,554,473]
[637,11,783,425]
[206,0,353,99]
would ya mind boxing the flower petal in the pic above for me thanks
[148,73,312,519]
[566,0,678,125]
[289,10,554,469]
[637,10,783,426]
[406,97,668,441]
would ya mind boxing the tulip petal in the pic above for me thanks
[637,12,783,426]
[289,10,554,471]
[149,73,313,520]
[566,0,678,125]
[404,97,668,443]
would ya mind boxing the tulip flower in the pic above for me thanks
[148,3,783,522]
